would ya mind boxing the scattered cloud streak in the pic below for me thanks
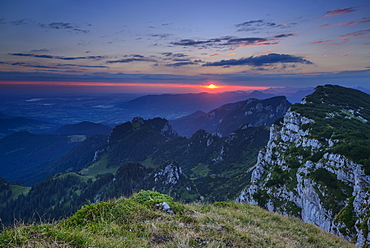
[165,61,199,67]
[160,52,202,67]
[11,18,32,26]
[9,53,105,60]
[309,40,334,45]
[150,33,173,39]
[235,19,296,32]
[106,55,156,64]
[161,52,189,59]
[171,34,295,49]
[340,29,370,40]
[202,53,313,67]
[1,61,108,70]
[2,17,91,33]
[335,17,370,26]
[323,7,356,17]
[39,22,90,33]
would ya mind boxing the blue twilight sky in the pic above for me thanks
[0,0,369,93]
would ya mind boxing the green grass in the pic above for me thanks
[0,191,354,248]
[8,185,30,200]
[79,154,118,179]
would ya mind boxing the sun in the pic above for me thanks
[207,83,217,89]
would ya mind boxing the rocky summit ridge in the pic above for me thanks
[237,85,370,247]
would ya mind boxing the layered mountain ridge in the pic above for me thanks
[237,85,370,247]
[170,96,291,137]
[0,115,270,225]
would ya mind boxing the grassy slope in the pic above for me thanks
[0,191,354,248]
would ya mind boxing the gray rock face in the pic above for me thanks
[154,162,183,185]
[237,108,370,247]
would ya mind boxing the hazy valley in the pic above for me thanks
[0,85,369,247]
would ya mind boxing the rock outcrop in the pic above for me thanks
[237,85,370,247]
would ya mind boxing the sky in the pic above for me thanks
[0,0,369,94]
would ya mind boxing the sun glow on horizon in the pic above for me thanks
[0,81,273,94]
[207,83,217,89]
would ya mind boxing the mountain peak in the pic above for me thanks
[238,84,370,246]
[107,117,178,166]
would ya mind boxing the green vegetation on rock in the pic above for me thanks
[291,85,370,171]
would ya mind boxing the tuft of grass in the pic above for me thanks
[0,191,354,248]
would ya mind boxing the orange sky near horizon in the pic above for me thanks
[0,81,271,94]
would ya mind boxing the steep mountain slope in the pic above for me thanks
[170,96,291,137]
[106,117,178,166]
[40,134,108,175]
[0,191,354,248]
[237,85,370,247]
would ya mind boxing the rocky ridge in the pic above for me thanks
[237,85,370,247]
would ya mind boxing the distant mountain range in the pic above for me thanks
[170,96,291,137]
[51,121,112,137]
[0,115,59,138]
[119,91,253,120]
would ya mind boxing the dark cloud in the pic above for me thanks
[6,61,108,70]
[11,18,32,26]
[131,54,145,58]
[159,52,199,67]
[165,61,199,67]
[323,7,356,17]
[57,64,109,69]
[274,33,296,38]
[202,53,313,67]
[39,22,90,33]
[170,34,294,49]
[106,56,156,64]
[235,19,296,32]
[9,53,105,60]
[150,33,172,38]
[161,52,188,58]
[30,48,50,53]
[10,53,54,59]
[236,20,278,32]
[5,18,90,33]
[224,37,268,45]
[171,38,219,46]
[161,53,190,62]
[10,62,60,69]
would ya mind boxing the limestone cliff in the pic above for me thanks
[237,85,370,247]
